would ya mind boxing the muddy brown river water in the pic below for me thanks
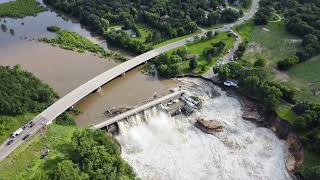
[0,3,177,127]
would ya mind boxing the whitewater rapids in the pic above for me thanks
[116,78,292,180]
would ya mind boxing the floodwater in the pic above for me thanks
[75,67,177,127]
[117,78,292,180]
[0,1,177,126]
[0,0,97,42]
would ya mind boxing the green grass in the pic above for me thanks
[235,21,300,66]
[235,20,320,103]
[276,105,298,122]
[0,114,36,143]
[302,149,320,169]
[40,30,109,58]
[0,0,45,18]
[153,30,202,48]
[299,148,320,178]
[169,32,235,74]
[288,55,320,103]
[0,124,77,179]
[132,23,153,42]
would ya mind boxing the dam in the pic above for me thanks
[92,89,201,131]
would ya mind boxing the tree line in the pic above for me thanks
[0,65,57,116]
[44,0,243,52]
[254,0,320,71]
[35,128,137,180]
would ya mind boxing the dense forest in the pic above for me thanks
[44,0,242,52]
[46,129,136,180]
[255,0,320,69]
[0,65,57,116]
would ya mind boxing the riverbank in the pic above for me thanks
[117,77,292,180]
[176,76,304,177]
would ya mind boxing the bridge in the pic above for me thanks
[0,0,259,161]
[92,90,186,129]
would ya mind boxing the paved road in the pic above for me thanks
[0,0,260,161]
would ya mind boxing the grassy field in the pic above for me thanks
[0,114,36,143]
[0,0,45,18]
[0,124,77,179]
[132,23,153,42]
[235,21,300,66]
[275,104,298,122]
[235,20,320,103]
[170,32,235,74]
[288,55,320,103]
[153,30,202,48]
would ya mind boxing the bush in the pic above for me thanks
[56,112,76,126]
[277,56,299,70]
[254,58,266,67]
[47,26,60,33]
[301,165,320,180]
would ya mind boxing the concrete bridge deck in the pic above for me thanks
[0,0,260,161]
[92,90,186,129]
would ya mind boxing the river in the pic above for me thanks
[116,78,292,180]
[0,1,177,126]
[0,1,292,178]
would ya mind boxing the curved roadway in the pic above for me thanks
[0,0,259,161]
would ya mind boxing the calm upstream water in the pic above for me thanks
[117,78,292,180]
[0,2,292,179]
[0,1,177,126]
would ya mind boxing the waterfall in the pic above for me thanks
[116,78,292,180]
[118,106,162,135]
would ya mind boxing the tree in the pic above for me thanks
[302,165,320,180]
[220,8,240,23]
[189,59,198,70]
[254,58,266,67]
[277,55,299,70]
[207,12,220,25]
[71,129,136,179]
[50,160,87,180]
[56,112,76,126]
[100,18,109,32]
[206,30,214,39]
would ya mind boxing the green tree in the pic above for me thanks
[302,165,320,180]
[189,59,198,70]
[50,160,87,180]
[254,58,266,67]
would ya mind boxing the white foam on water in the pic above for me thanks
[116,78,292,180]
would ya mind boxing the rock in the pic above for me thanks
[286,154,296,172]
[195,118,223,134]
[242,110,260,122]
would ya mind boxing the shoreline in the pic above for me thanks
[175,75,304,178]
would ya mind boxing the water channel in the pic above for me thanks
[0,0,177,126]
[0,2,292,179]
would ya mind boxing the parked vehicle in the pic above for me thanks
[6,139,14,145]
[22,134,30,140]
[187,38,192,42]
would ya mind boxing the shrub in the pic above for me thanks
[47,26,60,33]
[277,55,299,70]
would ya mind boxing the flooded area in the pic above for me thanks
[0,0,97,42]
[0,1,177,127]
[75,67,177,127]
